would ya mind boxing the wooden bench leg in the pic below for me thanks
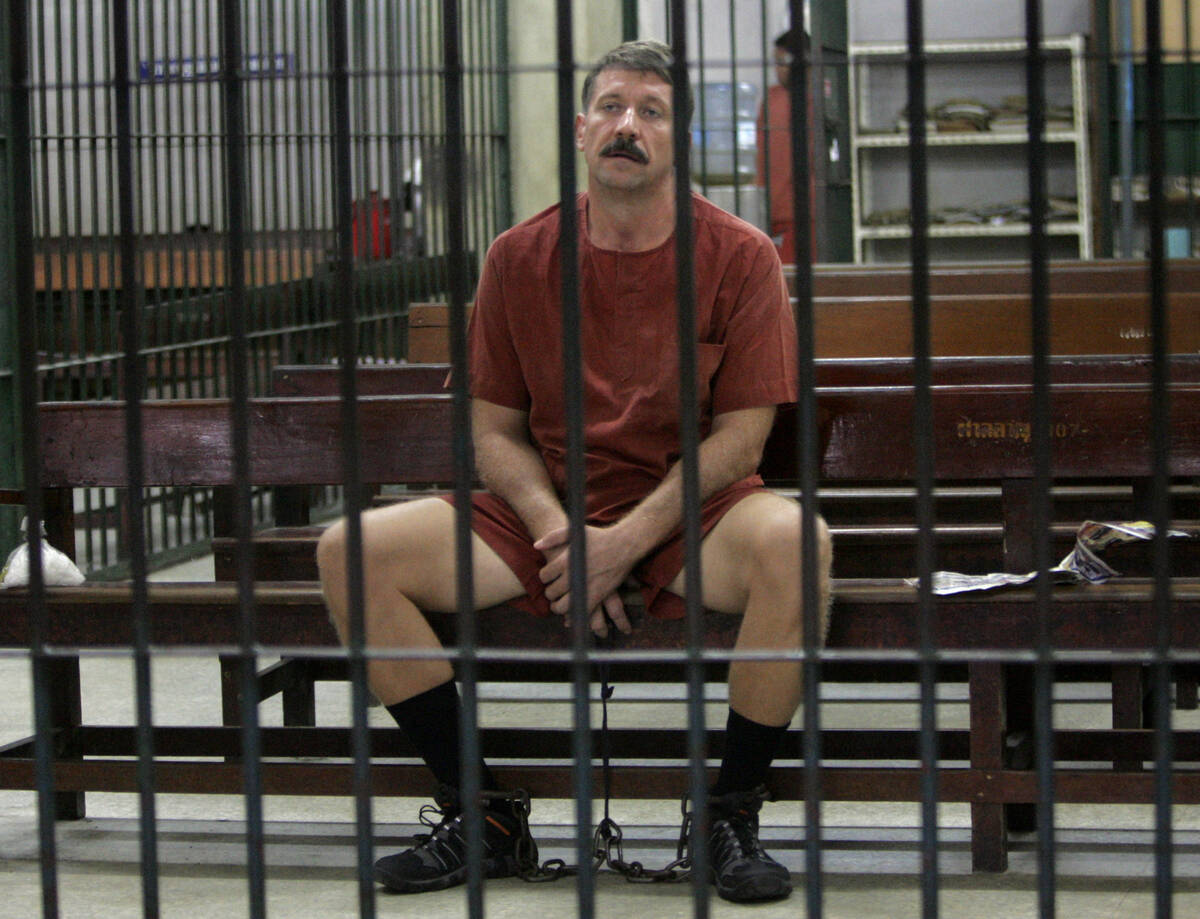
[221,655,318,727]
[1174,662,1198,711]
[48,657,85,820]
[969,661,1008,872]
[280,660,318,726]
[1112,664,1146,772]
[220,655,242,727]
[1003,665,1036,834]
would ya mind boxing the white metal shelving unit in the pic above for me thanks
[849,34,1093,262]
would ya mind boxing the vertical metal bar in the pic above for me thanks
[1144,3,1174,918]
[1183,0,1197,242]
[402,0,421,313]
[7,0,58,911]
[758,0,772,234]
[622,0,637,42]
[903,3,938,917]
[219,0,268,915]
[141,0,165,408]
[384,0,401,361]
[554,4,593,917]
[0,0,17,538]
[1118,0,1136,256]
[262,0,285,377]
[668,4,709,915]
[93,0,117,568]
[63,0,84,403]
[86,0,106,405]
[350,0,372,346]
[694,1,707,197]
[298,0,320,363]
[1022,4,1057,918]
[729,0,740,214]
[441,2,488,915]
[111,0,162,911]
[327,0,376,912]
[184,0,206,397]
[492,0,512,230]
[420,1,440,297]
[784,2,823,916]
[460,0,475,283]
[32,0,54,400]
[251,0,271,391]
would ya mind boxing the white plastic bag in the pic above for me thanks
[1,518,85,588]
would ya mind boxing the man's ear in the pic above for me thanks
[575,112,586,151]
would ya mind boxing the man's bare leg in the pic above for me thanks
[668,490,832,725]
[317,496,536,893]
[317,496,524,705]
[666,490,832,903]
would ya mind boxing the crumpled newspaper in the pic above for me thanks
[905,520,1193,596]
[1,518,86,588]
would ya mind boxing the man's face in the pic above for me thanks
[575,68,675,194]
[774,48,792,88]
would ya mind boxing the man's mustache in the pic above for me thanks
[600,136,649,163]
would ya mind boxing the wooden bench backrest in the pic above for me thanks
[37,384,1200,490]
[271,354,1200,398]
[808,291,1200,358]
[403,290,1200,361]
[788,258,1200,298]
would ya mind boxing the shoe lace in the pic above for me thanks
[406,799,469,868]
[712,808,768,865]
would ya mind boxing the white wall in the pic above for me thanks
[849,0,1093,42]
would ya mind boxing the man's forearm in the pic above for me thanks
[612,408,773,560]
[474,429,566,541]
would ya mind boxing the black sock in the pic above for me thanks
[385,679,499,793]
[710,708,788,797]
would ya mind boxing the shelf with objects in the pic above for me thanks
[848,34,1093,263]
[1095,0,1200,258]
[1105,70,1200,259]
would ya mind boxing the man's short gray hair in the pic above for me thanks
[580,39,694,126]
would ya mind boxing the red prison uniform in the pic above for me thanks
[456,191,798,620]
[756,82,817,264]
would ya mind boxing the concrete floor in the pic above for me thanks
[3,554,1200,917]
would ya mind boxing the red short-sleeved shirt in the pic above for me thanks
[756,83,817,263]
[468,191,798,525]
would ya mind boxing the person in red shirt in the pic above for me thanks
[756,29,816,264]
[318,39,832,903]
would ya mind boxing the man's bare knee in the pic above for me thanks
[745,505,831,634]
[316,519,346,582]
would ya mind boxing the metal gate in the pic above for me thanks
[0,0,508,575]
[2,0,1196,917]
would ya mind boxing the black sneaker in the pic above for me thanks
[704,786,792,903]
[374,785,536,894]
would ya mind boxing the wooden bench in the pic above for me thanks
[785,256,1200,298]
[407,288,1200,363]
[261,359,1200,810]
[264,356,1200,576]
[0,380,1197,872]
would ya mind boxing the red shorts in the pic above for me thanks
[442,481,766,620]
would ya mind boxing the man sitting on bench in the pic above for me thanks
[318,38,832,904]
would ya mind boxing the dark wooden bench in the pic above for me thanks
[262,359,1200,809]
[264,356,1200,576]
[0,380,1197,872]
[407,288,1200,363]
[785,256,1200,298]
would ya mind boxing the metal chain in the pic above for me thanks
[592,800,693,882]
[512,662,695,885]
[514,803,693,884]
